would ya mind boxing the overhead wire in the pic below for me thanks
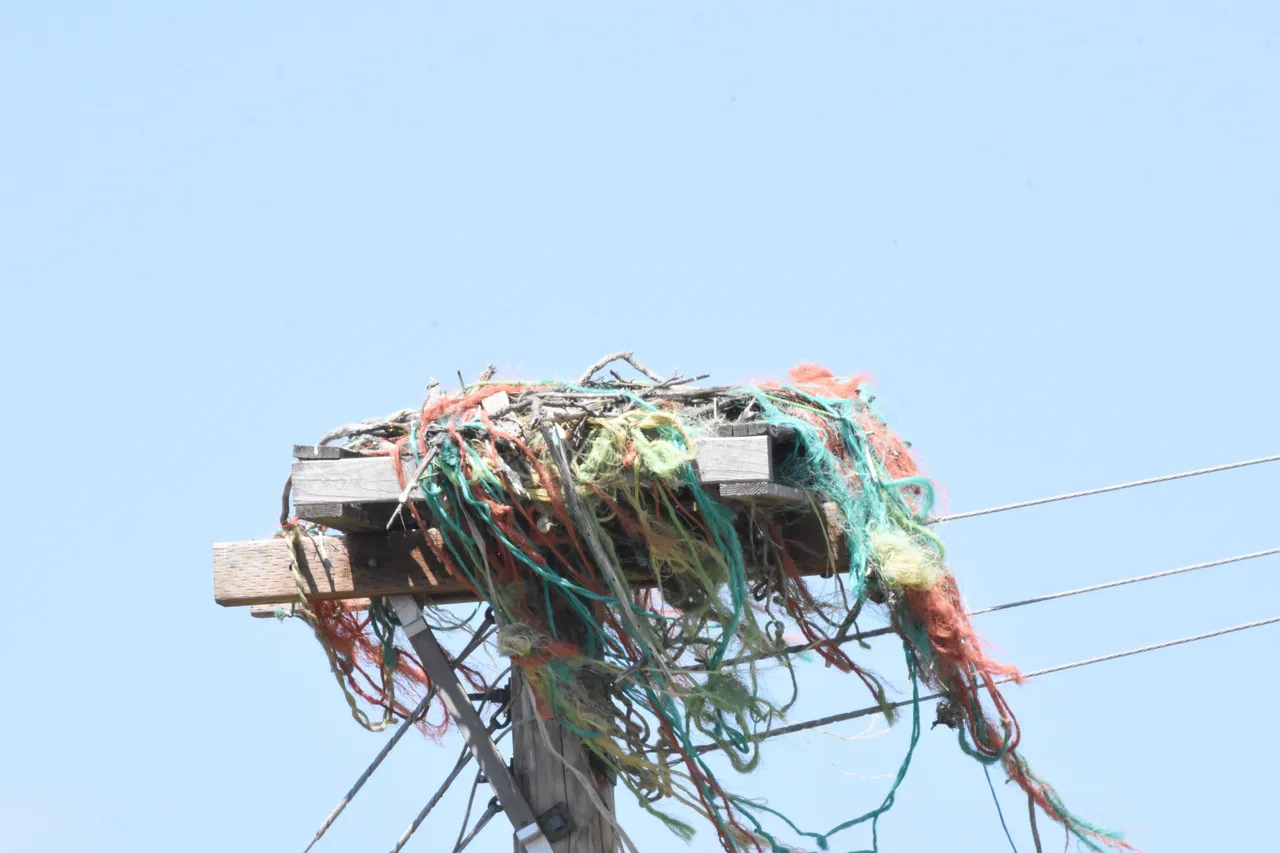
[686,613,1280,755]
[453,799,502,852]
[451,772,484,853]
[685,454,1280,674]
[967,548,1280,617]
[388,690,512,853]
[302,619,494,853]
[928,453,1280,524]
[299,450,1279,847]
[446,665,515,852]
[695,547,1280,673]
[388,744,474,853]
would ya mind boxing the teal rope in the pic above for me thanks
[384,381,1117,853]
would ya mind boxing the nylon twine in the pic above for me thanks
[277,355,1132,853]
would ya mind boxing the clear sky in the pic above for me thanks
[2,3,1278,852]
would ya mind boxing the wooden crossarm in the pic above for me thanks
[213,508,841,607]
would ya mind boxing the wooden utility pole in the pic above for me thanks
[510,667,618,853]
[392,589,620,852]
[212,426,835,851]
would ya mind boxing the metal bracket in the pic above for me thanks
[389,596,553,853]
[515,823,555,853]
[538,804,574,842]
[467,684,512,707]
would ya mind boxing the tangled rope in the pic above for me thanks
[281,354,1129,853]
[276,526,488,738]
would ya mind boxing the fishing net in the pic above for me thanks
[276,355,1129,853]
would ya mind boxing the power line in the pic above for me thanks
[388,745,473,853]
[968,548,1280,616]
[700,547,1279,672]
[302,620,494,853]
[690,614,1280,754]
[687,456,1280,674]
[387,715,511,853]
[454,799,502,852]
[1007,614,1280,678]
[302,452,1280,840]
[930,453,1280,524]
[451,772,483,853]
[387,670,514,853]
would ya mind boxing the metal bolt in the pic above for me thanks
[367,557,378,568]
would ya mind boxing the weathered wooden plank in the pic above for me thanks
[290,457,418,504]
[293,444,362,460]
[212,532,472,607]
[714,423,797,441]
[293,502,387,532]
[214,507,844,607]
[717,481,809,504]
[216,537,640,607]
[690,435,772,484]
[290,435,776,506]
[249,599,372,618]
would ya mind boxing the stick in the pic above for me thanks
[387,444,439,530]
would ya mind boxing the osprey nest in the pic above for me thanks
[271,353,1129,853]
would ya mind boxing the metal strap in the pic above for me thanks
[389,596,553,853]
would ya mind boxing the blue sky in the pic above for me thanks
[2,3,1278,852]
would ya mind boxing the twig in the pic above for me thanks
[540,424,676,686]
[317,411,417,446]
[387,443,439,530]
[477,364,497,383]
[579,352,634,384]
[578,352,665,384]
[538,385,739,401]
[622,354,665,383]
[643,373,708,393]
[280,475,293,528]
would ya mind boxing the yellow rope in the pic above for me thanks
[285,527,395,732]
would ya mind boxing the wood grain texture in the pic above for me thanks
[293,502,386,532]
[213,507,845,607]
[717,481,809,504]
[292,444,361,460]
[691,435,772,483]
[714,422,797,441]
[290,457,416,504]
[510,664,615,852]
[289,435,775,506]
[212,532,471,607]
[249,599,372,618]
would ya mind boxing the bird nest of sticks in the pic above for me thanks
[275,352,1128,853]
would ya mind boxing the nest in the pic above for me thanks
[278,353,1128,853]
